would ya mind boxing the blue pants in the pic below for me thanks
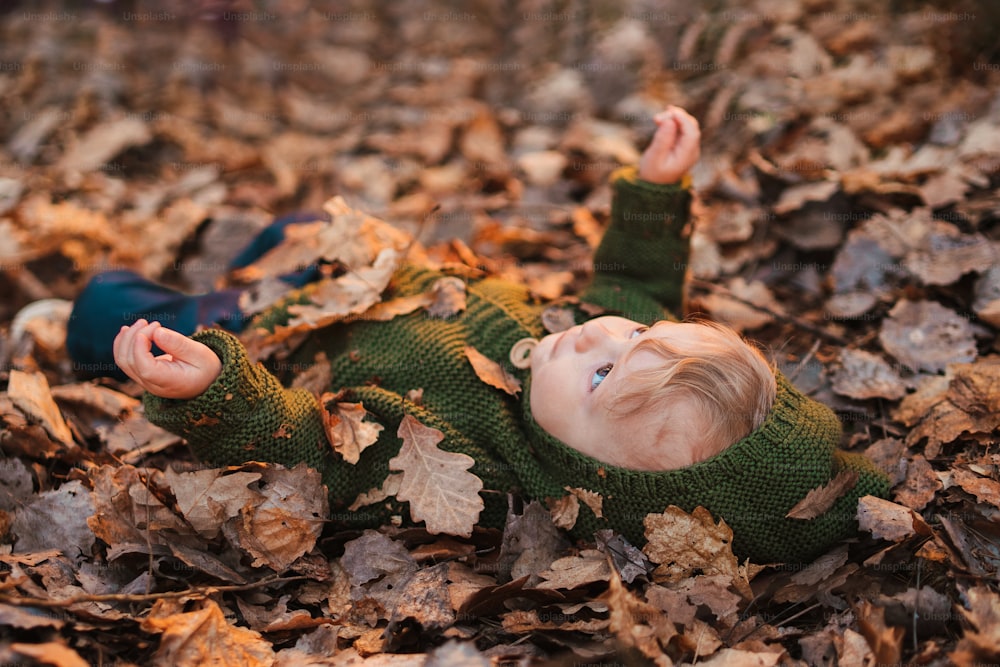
[67,212,325,380]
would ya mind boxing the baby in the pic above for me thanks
[72,107,888,563]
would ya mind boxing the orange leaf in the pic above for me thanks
[320,395,384,465]
[464,346,521,396]
[785,469,859,520]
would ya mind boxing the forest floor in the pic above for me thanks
[1,0,999,665]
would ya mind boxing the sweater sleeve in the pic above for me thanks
[578,166,692,323]
[142,328,348,490]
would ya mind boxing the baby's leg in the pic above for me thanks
[67,211,327,379]
[67,271,245,380]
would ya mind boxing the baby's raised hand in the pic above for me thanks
[113,320,222,399]
[637,106,701,185]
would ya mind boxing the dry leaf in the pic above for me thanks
[950,585,1000,666]
[388,414,484,537]
[856,495,930,542]
[950,467,1000,508]
[855,600,904,666]
[319,396,384,465]
[499,500,569,587]
[464,346,521,396]
[536,549,610,590]
[57,117,152,174]
[547,494,580,530]
[347,473,402,512]
[141,598,275,667]
[786,469,859,520]
[595,530,655,584]
[7,370,74,446]
[162,468,261,539]
[280,248,402,337]
[11,481,95,563]
[879,300,977,373]
[831,349,906,401]
[87,465,190,548]
[426,276,468,318]
[361,292,432,321]
[643,506,751,599]
[11,641,89,667]
[894,454,941,511]
[565,486,604,519]
[230,464,329,572]
[605,569,677,663]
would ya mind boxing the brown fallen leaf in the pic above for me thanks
[319,395,384,465]
[879,300,977,373]
[565,486,604,519]
[7,369,74,446]
[949,467,1000,509]
[547,493,580,530]
[229,463,329,572]
[497,499,569,587]
[347,473,402,512]
[279,248,402,338]
[141,598,275,666]
[831,349,906,401]
[162,468,261,539]
[894,454,941,511]
[786,469,859,520]
[388,414,484,537]
[87,465,191,548]
[57,116,152,174]
[856,495,931,543]
[464,346,522,396]
[362,292,433,321]
[11,481,95,564]
[697,648,784,666]
[950,585,1000,667]
[605,569,677,664]
[536,549,610,590]
[643,506,752,599]
[11,641,89,667]
[855,600,904,666]
[426,276,468,318]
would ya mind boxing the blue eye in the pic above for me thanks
[631,326,649,338]
[591,364,613,390]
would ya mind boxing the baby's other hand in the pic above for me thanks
[637,106,701,185]
[113,320,221,399]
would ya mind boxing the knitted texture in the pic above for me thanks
[142,169,889,563]
[519,372,890,564]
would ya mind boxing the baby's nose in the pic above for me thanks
[575,320,611,350]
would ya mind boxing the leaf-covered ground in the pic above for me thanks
[1,0,1000,665]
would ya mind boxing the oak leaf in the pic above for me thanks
[319,396,384,465]
[566,486,604,519]
[464,346,521,396]
[785,469,859,519]
[388,414,483,537]
[643,505,752,599]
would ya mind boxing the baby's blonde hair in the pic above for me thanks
[609,320,776,466]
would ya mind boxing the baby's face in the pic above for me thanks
[528,316,710,471]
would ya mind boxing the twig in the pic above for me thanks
[0,575,308,609]
[689,279,848,346]
[788,338,822,383]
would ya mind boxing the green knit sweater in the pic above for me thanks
[144,168,888,564]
